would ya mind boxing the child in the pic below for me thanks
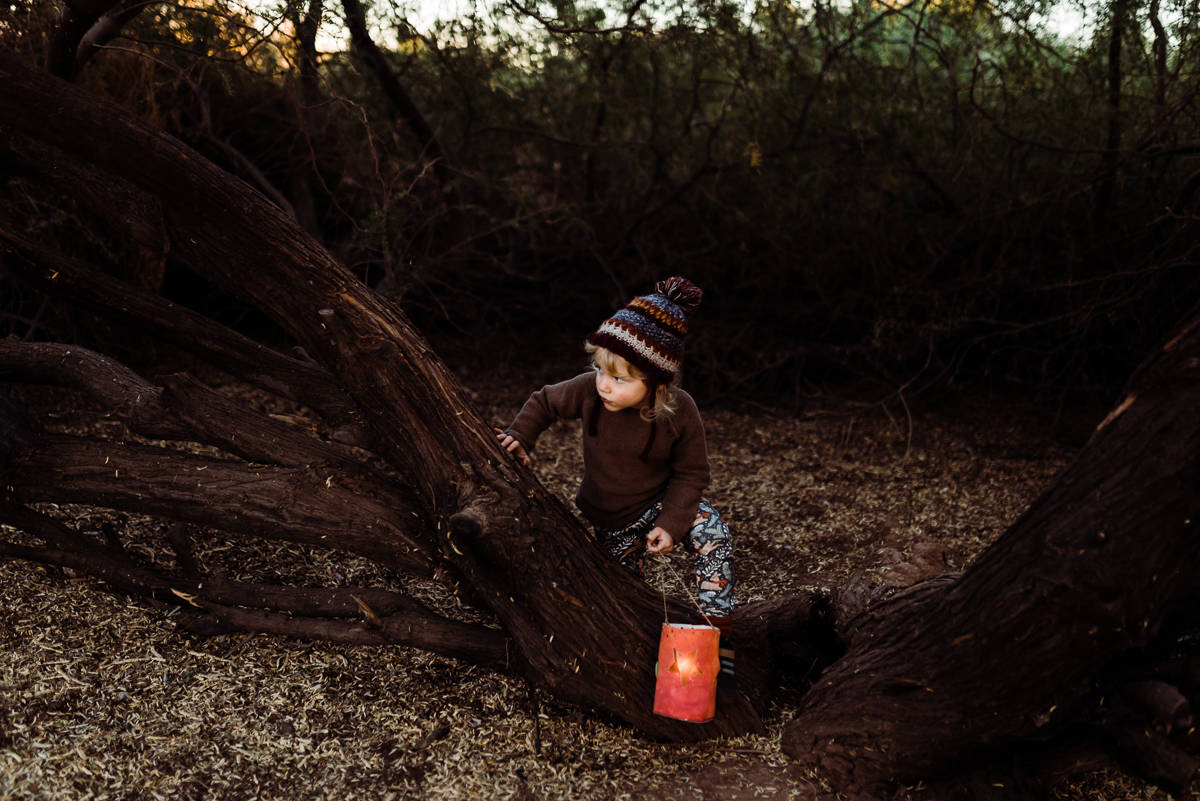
[496,277,735,632]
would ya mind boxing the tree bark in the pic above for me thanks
[288,0,326,240]
[781,313,1200,794]
[1097,0,1129,216]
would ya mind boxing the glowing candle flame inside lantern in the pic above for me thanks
[670,648,698,684]
[653,622,720,722]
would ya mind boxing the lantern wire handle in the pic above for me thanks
[652,553,714,628]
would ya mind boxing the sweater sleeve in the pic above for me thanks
[654,395,710,538]
[504,372,592,453]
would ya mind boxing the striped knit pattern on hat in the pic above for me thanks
[587,277,702,385]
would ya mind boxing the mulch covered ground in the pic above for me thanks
[0,372,1173,800]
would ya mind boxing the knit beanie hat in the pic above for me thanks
[586,276,703,385]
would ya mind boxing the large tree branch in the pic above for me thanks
[0,340,369,470]
[2,429,434,574]
[75,0,154,72]
[0,125,170,291]
[0,226,365,442]
[0,339,436,567]
[0,54,470,495]
[183,601,511,669]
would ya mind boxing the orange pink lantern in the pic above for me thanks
[653,622,720,723]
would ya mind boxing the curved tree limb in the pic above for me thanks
[2,427,434,573]
[0,226,365,441]
[0,506,510,670]
[74,0,154,72]
[0,339,369,470]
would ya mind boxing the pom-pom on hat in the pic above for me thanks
[587,276,703,385]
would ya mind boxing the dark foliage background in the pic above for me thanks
[3,0,1200,409]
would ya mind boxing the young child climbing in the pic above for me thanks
[496,277,735,647]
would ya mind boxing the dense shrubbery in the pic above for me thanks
[4,0,1200,404]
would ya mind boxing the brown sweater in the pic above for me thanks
[504,372,710,538]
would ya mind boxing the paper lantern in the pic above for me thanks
[653,622,720,723]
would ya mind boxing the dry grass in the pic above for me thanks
[0,375,1185,800]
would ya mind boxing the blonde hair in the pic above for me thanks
[586,344,679,421]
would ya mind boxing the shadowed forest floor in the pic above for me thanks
[0,370,1181,800]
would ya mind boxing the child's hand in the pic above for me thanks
[646,526,674,554]
[494,428,531,466]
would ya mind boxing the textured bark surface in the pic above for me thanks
[781,314,1200,795]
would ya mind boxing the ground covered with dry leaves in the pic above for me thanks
[0,370,1178,800]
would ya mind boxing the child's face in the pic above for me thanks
[593,356,649,412]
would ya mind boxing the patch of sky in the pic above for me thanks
[234,0,1174,55]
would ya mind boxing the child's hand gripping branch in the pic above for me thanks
[494,428,531,466]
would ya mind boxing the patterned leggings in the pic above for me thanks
[594,499,735,616]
